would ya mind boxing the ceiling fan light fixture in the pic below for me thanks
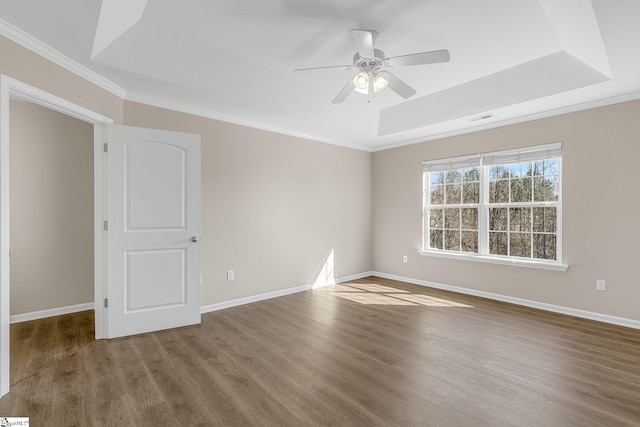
[373,73,388,93]
[353,71,388,95]
[353,71,369,94]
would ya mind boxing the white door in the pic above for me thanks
[106,125,201,338]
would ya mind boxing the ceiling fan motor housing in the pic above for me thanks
[353,49,387,72]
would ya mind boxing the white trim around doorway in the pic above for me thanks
[0,74,113,397]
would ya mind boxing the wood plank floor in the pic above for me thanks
[10,310,95,385]
[1,276,640,426]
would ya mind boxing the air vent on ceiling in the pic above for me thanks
[467,113,495,122]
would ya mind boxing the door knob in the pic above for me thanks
[191,236,202,243]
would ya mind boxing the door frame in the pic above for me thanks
[0,75,113,397]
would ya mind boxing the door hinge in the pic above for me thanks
[103,220,108,231]
[104,298,108,308]
[103,142,108,153]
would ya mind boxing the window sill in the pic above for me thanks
[417,250,569,271]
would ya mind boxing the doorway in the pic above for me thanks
[9,100,95,384]
[0,75,113,396]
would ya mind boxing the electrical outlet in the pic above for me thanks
[402,255,408,263]
[596,279,606,291]
[227,270,235,281]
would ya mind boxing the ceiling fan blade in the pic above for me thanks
[332,78,355,104]
[386,49,450,67]
[294,65,354,73]
[351,29,375,59]
[381,72,417,99]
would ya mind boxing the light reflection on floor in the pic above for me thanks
[320,283,474,307]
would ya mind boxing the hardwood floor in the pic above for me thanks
[1,277,640,426]
[10,310,95,385]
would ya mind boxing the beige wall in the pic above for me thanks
[372,100,640,321]
[10,101,94,315]
[2,36,372,313]
[0,36,123,124]
[1,35,120,316]
[123,102,372,305]
[6,33,639,324]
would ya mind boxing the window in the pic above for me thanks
[427,165,480,253]
[422,143,563,269]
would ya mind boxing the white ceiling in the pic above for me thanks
[1,0,639,151]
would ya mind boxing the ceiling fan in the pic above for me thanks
[294,29,450,104]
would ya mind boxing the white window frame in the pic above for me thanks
[419,143,568,272]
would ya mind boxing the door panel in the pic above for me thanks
[127,142,186,230]
[107,125,201,339]
[126,249,186,311]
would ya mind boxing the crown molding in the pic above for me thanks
[372,90,640,152]
[124,91,374,152]
[0,16,372,153]
[3,16,638,154]
[0,18,127,98]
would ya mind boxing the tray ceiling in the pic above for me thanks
[0,0,638,151]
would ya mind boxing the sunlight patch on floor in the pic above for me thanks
[321,283,473,307]
[345,283,410,293]
[330,292,418,306]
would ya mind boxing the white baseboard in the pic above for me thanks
[10,302,95,324]
[201,285,310,314]
[309,271,375,290]
[338,271,375,282]
[8,272,377,323]
[372,272,640,330]
[201,271,374,314]
[15,272,635,332]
